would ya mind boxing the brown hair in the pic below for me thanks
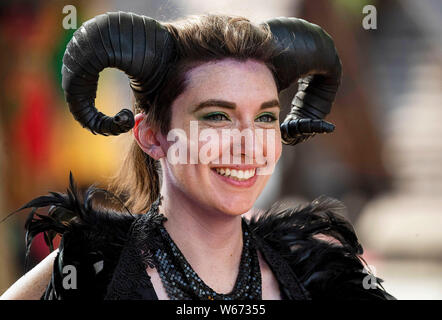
[107,14,279,214]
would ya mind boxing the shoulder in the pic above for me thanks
[0,249,58,300]
[22,174,139,299]
[246,196,396,300]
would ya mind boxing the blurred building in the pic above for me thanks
[355,0,442,299]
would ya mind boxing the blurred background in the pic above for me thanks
[0,0,441,299]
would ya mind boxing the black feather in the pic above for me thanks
[11,173,137,299]
[247,195,395,300]
[15,172,394,300]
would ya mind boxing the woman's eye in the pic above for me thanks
[256,113,277,122]
[202,113,230,122]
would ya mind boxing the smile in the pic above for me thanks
[210,167,258,188]
[213,168,256,181]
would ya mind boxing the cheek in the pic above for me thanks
[164,163,204,199]
[260,127,282,170]
[267,127,282,155]
[275,132,282,162]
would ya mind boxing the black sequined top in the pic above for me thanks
[21,181,395,300]
[103,208,304,300]
[153,218,262,300]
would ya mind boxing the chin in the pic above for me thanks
[208,194,257,217]
[215,204,253,217]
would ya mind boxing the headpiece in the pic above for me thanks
[62,12,341,145]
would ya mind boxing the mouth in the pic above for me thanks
[210,167,258,188]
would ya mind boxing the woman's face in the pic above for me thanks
[157,58,282,216]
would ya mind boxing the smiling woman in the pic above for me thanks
[138,59,282,217]
[1,12,394,300]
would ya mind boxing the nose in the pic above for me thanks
[229,119,267,166]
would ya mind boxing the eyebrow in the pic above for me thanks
[193,99,280,113]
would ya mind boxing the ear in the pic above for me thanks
[133,113,166,160]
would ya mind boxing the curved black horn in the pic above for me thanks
[264,18,342,145]
[62,11,175,135]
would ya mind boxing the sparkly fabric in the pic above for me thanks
[153,218,262,300]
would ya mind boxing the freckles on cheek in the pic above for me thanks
[275,136,282,161]
[255,129,282,175]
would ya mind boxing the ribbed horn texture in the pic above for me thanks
[62,11,175,135]
[265,18,342,145]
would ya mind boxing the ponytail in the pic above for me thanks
[108,140,161,214]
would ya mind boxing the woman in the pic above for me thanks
[1,12,394,300]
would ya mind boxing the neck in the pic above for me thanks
[159,182,243,253]
[158,181,252,292]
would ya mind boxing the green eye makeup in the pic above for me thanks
[199,112,277,123]
[255,112,277,122]
[200,112,231,122]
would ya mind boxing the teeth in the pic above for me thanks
[214,168,256,180]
